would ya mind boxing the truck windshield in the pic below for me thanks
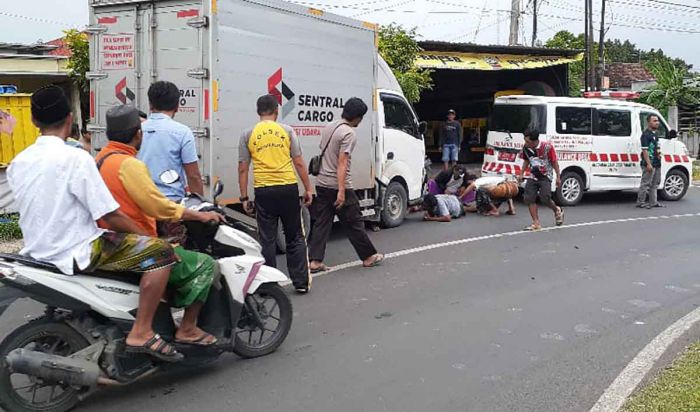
[490,104,547,134]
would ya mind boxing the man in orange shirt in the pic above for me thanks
[97,105,224,346]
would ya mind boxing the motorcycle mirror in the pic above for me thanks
[213,180,224,201]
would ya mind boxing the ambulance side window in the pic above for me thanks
[595,109,631,137]
[556,107,592,135]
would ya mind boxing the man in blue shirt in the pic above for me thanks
[138,81,203,201]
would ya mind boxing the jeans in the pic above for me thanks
[442,144,459,162]
[637,167,661,206]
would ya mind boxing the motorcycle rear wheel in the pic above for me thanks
[233,284,292,359]
[0,317,89,412]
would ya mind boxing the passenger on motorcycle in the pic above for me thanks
[97,105,225,348]
[7,86,184,362]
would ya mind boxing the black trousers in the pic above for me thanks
[254,184,310,289]
[308,186,378,262]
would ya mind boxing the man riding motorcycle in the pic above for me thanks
[96,105,225,349]
[7,86,184,362]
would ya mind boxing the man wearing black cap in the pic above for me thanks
[97,104,224,346]
[440,109,462,171]
[8,86,185,362]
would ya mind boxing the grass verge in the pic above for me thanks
[0,213,21,242]
[623,342,700,412]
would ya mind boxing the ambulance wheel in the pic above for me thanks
[276,206,311,253]
[660,169,689,201]
[555,171,584,206]
[381,182,407,228]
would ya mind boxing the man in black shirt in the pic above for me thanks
[440,109,463,170]
[637,114,664,209]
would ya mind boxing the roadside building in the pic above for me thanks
[414,41,581,164]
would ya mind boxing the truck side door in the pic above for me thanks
[379,93,425,200]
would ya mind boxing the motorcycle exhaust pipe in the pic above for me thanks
[6,348,101,387]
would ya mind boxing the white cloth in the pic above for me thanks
[474,176,506,189]
[8,136,119,274]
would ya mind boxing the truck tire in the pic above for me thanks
[381,182,407,228]
[555,171,584,206]
[276,205,311,253]
[660,169,689,201]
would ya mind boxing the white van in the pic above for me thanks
[482,95,692,205]
[87,0,426,229]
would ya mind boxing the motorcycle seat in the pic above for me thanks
[0,253,142,286]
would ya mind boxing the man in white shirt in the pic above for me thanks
[8,86,183,363]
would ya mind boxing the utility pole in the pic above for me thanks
[509,0,520,46]
[584,0,589,91]
[597,0,606,90]
[532,0,538,47]
[588,0,595,90]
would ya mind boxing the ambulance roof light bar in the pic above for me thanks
[583,91,640,100]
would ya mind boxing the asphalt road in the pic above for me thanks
[2,187,700,411]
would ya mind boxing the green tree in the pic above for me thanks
[64,29,90,125]
[378,24,433,103]
[639,59,700,117]
[545,31,597,96]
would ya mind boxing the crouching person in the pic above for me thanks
[467,176,519,216]
[97,105,225,347]
[422,194,467,222]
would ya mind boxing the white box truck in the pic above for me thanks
[87,0,426,230]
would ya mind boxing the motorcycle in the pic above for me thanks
[0,182,293,412]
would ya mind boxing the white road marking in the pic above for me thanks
[312,212,700,279]
[590,305,700,412]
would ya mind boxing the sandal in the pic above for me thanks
[555,207,564,226]
[363,254,385,268]
[175,332,218,347]
[506,210,516,216]
[125,333,184,363]
[524,224,541,231]
[310,264,328,274]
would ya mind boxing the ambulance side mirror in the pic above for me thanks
[668,129,678,140]
[419,121,427,135]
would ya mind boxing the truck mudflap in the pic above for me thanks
[0,284,28,318]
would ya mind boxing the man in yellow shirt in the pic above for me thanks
[238,95,314,294]
[97,105,224,347]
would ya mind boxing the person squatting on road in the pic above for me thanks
[238,94,314,294]
[462,176,519,216]
[517,128,564,231]
[422,193,468,222]
[440,109,463,171]
[637,114,664,209]
[307,98,384,273]
[97,104,225,349]
[427,164,478,208]
[8,86,185,363]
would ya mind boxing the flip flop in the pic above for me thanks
[175,332,218,347]
[310,264,328,274]
[524,224,541,231]
[363,254,385,268]
[125,334,184,363]
[555,208,565,226]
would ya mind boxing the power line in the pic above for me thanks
[0,10,81,28]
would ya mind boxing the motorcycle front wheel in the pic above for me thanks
[233,284,292,359]
[0,317,89,412]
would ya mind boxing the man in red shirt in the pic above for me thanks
[517,128,564,231]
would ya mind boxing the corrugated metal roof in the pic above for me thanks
[418,41,583,58]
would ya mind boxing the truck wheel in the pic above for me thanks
[660,169,689,201]
[381,182,407,228]
[276,205,311,253]
[555,171,584,206]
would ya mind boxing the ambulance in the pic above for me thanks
[482,95,692,205]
